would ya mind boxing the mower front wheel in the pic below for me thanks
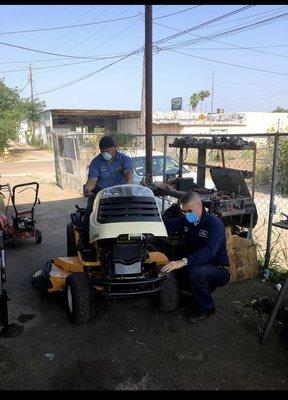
[156,271,179,312]
[35,229,42,244]
[65,273,96,325]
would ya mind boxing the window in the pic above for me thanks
[132,156,189,177]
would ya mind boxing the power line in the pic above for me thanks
[84,18,141,55]
[19,79,30,93]
[154,5,201,20]
[154,5,255,45]
[154,21,288,58]
[66,6,124,53]
[159,11,288,50]
[26,7,101,67]
[0,14,141,35]
[82,7,140,56]
[0,40,141,60]
[164,48,288,76]
[199,6,287,29]
[47,6,98,52]
[218,89,288,107]
[0,50,134,64]
[37,48,140,95]
[0,53,133,73]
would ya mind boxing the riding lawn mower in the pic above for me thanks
[30,185,179,325]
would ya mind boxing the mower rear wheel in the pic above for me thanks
[35,229,42,244]
[67,222,77,257]
[156,271,179,312]
[65,273,96,325]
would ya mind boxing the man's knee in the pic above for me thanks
[187,265,206,281]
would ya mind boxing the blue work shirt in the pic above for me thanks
[163,208,229,267]
[88,151,133,192]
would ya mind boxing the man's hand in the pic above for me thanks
[83,185,92,198]
[161,260,186,273]
[83,178,97,197]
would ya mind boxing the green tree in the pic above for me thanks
[272,106,288,113]
[198,90,210,112]
[190,93,200,111]
[0,79,45,152]
[265,124,288,194]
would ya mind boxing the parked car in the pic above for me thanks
[128,150,215,189]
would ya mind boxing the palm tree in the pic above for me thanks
[190,93,200,112]
[198,90,210,112]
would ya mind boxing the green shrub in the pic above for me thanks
[255,164,272,187]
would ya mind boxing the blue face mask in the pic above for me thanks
[185,212,200,224]
[102,151,113,161]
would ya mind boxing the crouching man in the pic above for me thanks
[161,192,230,323]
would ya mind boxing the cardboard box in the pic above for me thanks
[225,227,259,282]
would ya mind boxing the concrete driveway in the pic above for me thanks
[1,147,288,390]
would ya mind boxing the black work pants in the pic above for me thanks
[178,264,230,313]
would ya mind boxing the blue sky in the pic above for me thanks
[0,4,287,113]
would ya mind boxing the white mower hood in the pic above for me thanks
[89,184,168,243]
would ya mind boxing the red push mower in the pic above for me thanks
[0,182,42,246]
[0,230,9,334]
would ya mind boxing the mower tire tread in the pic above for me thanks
[65,273,96,325]
[157,271,179,312]
[35,229,42,244]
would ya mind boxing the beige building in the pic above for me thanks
[118,110,288,136]
[34,109,288,145]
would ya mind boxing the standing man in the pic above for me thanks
[161,192,230,323]
[78,135,133,251]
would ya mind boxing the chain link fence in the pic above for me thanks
[52,130,288,270]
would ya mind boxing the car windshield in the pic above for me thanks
[132,156,189,177]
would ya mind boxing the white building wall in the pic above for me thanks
[117,118,141,134]
[243,112,288,133]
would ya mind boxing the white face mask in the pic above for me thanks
[102,151,113,161]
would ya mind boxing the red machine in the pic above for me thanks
[0,182,42,246]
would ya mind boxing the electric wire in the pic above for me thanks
[158,12,288,50]
[37,47,142,95]
[0,14,142,35]
[153,5,256,45]
[164,48,288,76]
[154,5,201,20]
[154,21,288,58]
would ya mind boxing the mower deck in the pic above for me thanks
[44,251,169,295]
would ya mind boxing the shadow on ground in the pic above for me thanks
[0,194,288,390]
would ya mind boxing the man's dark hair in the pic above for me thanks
[180,191,202,205]
[99,135,116,151]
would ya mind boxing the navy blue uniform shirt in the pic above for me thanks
[163,208,229,267]
[88,151,133,192]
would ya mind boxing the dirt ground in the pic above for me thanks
[1,145,288,390]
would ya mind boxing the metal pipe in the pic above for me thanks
[71,132,288,138]
[162,134,168,212]
[264,120,281,269]
[261,273,288,343]
[248,146,257,239]
[145,4,153,183]
[52,131,63,189]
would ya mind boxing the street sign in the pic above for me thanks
[171,97,182,111]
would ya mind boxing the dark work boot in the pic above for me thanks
[187,307,216,324]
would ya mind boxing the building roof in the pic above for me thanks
[48,109,141,118]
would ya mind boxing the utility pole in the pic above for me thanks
[29,64,35,142]
[210,70,214,134]
[145,4,153,183]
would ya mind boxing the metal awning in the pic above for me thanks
[49,109,141,119]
